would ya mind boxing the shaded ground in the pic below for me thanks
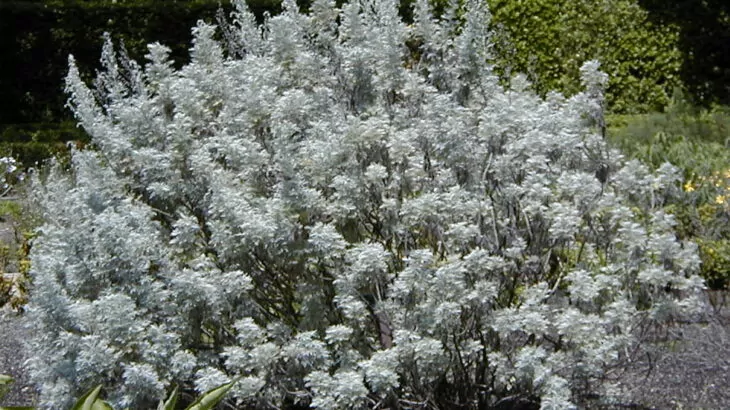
[613,301,730,409]
[0,216,38,407]
[0,307,38,407]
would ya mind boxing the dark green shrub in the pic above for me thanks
[0,0,289,128]
[0,141,65,168]
[486,0,683,114]
[637,0,730,109]
[0,122,86,167]
[695,237,730,290]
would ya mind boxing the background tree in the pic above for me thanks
[0,0,236,165]
[485,0,684,114]
[637,0,730,108]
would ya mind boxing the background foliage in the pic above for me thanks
[637,0,730,108]
[0,0,236,165]
[608,95,730,290]
[2,0,728,175]
[2,0,728,144]
[486,0,684,114]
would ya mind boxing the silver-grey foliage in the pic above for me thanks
[25,0,704,408]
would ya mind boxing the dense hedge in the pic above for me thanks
[486,0,684,114]
[0,0,254,165]
[637,0,730,108]
[0,0,231,126]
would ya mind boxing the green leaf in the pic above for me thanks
[0,374,13,402]
[91,401,113,410]
[70,385,113,410]
[157,385,179,410]
[184,379,238,410]
[0,407,36,410]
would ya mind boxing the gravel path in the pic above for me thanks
[0,216,38,407]
[613,306,730,409]
[0,307,38,407]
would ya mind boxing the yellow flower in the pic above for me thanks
[724,169,730,179]
[715,195,726,205]
[683,181,695,192]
